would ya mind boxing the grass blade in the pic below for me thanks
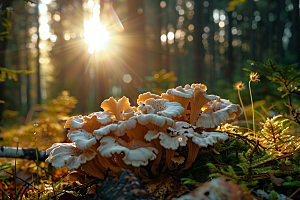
[15,142,19,200]
[254,110,266,122]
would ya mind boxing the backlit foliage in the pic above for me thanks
[258,115,300,153]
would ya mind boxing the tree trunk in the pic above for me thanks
[250,0,256,61]
[291,0,299,67]
[0,0,12,122]
[35,2,41,105]
[193,0,203,82]
[227,11,233,84]
[276,0,285,63]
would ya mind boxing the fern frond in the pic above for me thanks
[283,181,300,187]
[252,153,276,167]
[252,166,273,174]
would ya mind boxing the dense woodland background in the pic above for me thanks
[0,0,300,125]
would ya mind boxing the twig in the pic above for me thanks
[245,140,259,182]
[4,170,38,190]
[0,186,10,199]
[286,186,300,200]
[217,131,266,150]
[15,143,19,199]
[50,179,99,199]
[19,176,48,200]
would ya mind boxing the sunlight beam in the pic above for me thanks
[84,3,109,54]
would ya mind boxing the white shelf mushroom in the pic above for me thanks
[138,98,185,118]
[46,82,242,182]
[98,136,158,167]
[68,130,97,150]
[196,98,242,129]
[46,143,96,170]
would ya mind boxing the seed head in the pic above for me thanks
[249,72,260,83]
[234,81,246,91]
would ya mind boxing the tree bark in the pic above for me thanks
[0,146,47,162]
[0,0,12,122]
[291,0,299,67]
[193,0,203,82]
[227,11,233,84]
[249,0,256,61]
[276,0,285,63]
[35,1,41,104]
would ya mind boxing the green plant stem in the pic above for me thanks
[249,81,255,134]
[35,136,39,187]
[15,142,19,200]
[238,90,249,130]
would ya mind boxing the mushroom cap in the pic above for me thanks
[46,143,71,156]
[98,136,158,167]
[165,86,193,99]
[190,83,207,91]
[144,121,194,150]
[68,130,97,150]
[93,119,137,140]
[113,119,137,136]
[46,143,96,170]
[137,101,155,114]
[120,106,137,120]
[101,96,131,120]
[196,99,242,129]
[138,98,184,118]
[94,124,118,140]
[189,87,219,125]
[65,111,112,133]
[145,130,190,150]
[171,156,185,164]
[65,115,83,128]
[135,114,175,132]
[189,131,228,147]
[137,92,161,104]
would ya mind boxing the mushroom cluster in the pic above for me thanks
[46,84,242,180]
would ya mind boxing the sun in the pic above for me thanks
[84,5,109,54]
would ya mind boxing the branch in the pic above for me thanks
[0,146,47,161]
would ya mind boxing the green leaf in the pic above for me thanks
[243,68,273,77]
[0,31,9,36]
[254,110,265,122]
[287,74,300,86]
[0,163,14,171]
[282,120,294,129]
[283,181,300,186]
[247,60,272,70]
[285,176,293,182]
[0,10,7,15]
[2,18,12,26]
[260,105,270,117]
[53,178,64,186]
[2,22,8,27]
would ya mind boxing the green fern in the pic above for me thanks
[258,115,300,152]
[283,181,300,187]
[252,166,273,174]
[206,163,241,184]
